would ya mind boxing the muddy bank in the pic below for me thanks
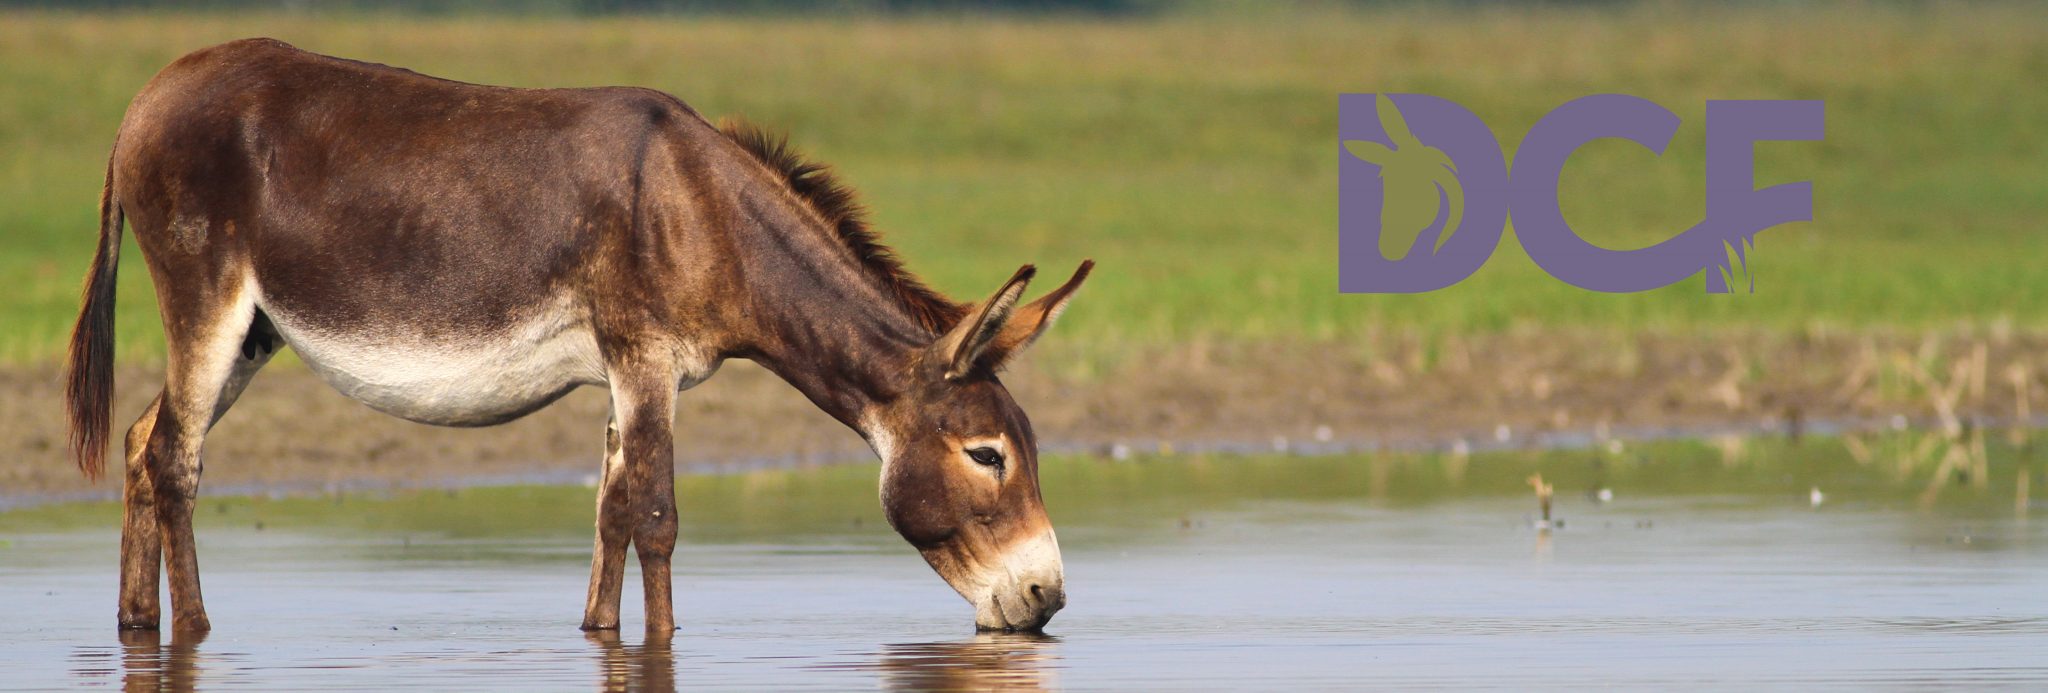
[4,331,2044,503]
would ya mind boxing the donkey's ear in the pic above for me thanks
[976,260,1093,372]
[935,265,1037,380]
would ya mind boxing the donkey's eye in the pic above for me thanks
[966,447,1005,469]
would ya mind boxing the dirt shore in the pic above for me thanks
[4,331,2044,505]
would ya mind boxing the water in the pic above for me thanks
[4,435,2046,689]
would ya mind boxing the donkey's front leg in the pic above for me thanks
[581,413,633,630]
[612,366,680,633]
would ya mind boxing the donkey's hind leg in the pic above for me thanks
[137,289,272,632]
[118,394,164,629]
[119,315,276,629]
[581,412,633,630]
[120,311,276,630]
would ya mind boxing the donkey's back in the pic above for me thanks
[109,38,726,427]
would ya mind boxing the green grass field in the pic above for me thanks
[0,6,2042,364]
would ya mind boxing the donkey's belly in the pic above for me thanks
[262,304,608,427]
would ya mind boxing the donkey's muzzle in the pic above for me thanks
[973,529,1066,632]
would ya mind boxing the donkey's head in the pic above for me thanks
[864,261,1091,632]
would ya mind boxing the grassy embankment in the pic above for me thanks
[0,7,2041,369]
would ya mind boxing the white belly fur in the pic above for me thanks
[260,293,609,427]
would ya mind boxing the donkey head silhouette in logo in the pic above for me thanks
[1343,94,1464,261]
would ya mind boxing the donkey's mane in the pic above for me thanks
[718,118,967,335]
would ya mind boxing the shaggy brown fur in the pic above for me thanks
[716,118,968,335]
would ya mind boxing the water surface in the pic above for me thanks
[4,436,2045,689]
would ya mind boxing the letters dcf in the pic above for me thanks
[1338,94,1824,294]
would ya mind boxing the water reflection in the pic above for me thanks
[118,630,206,692]
[586,629,675,692]
[874,634,1060,692]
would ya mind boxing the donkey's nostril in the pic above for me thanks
[1028,580,1066,618]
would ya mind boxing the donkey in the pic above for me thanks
[65,38,1087,634]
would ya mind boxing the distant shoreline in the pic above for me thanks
[6,331,2041,507]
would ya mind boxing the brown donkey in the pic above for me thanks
[65,39,1088,634]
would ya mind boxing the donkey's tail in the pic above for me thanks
[65,154,123,481]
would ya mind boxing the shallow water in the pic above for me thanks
[4,436,2046,689]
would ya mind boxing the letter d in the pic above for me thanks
[1338,94,1509,293]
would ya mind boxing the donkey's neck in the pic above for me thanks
[727,203,935,432]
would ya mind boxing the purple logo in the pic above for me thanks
[1339,94,1823,293]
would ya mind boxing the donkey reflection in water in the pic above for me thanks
[66,39,1087,634]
